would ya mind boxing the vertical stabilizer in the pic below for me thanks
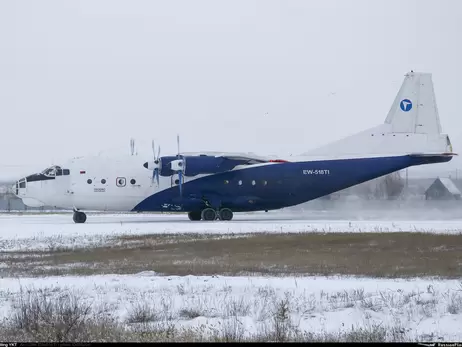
[302,71,453,157]
[385,71,442,134]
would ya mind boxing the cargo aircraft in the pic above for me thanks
[13,72,455,223]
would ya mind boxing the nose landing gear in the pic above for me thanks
[73,210,87,224]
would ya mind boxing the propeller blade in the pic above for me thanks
[150,139,162,186]
[178,170,183,196]
[177,134,180,157]
[152,168,159,185]
[151,140,155,183]
[175,134,184,196]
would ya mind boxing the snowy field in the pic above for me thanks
[1,212,461,341]
[1,273,461,341]
[1,212,462,252]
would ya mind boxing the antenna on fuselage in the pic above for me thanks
[130,138,135,156]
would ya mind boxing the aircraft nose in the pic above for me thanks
[12,182,18,196]
[14,178,27,197]
[12,176,47,208]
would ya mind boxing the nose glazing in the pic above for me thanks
[12,182,18,196]
[14,178,27,196]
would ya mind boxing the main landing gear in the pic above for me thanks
[73,210,87,224]
[188,208,234,221]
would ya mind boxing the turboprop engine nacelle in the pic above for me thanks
[144,155,239,177]
[170,159,185,172]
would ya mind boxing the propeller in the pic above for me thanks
[173,134,186,196]
[151,140,161,186]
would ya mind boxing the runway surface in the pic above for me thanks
[0,211,462,252]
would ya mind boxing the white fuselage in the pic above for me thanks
[16,155,191,211]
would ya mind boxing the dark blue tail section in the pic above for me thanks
[132,154,453,213]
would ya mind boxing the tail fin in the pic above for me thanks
[303,71,454,157]
[384,71,442,135]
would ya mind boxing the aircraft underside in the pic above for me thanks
[103,153,450,222]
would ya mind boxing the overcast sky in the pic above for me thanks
[1,0,461,181]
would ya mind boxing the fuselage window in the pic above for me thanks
[56,169,63,176]
[224,180,229,184]
[63,169,70,175]
[101,179,106,184]
[87,179,92,184]
[174,179,179,185]
[130,179,136,185]
[251,180,256,186]
[238,180,242,185]
[116,177,126,187]
[263,180,267,185]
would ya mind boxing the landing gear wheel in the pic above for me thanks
[218,208,233,221]
[188,211,202,221]
[201,208,217,221]
[73,211,87,224]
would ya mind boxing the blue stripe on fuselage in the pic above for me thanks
[132,154,451,212]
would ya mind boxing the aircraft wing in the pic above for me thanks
[180,151,291,165]
[215,154,268,164]
[182,151,270,164]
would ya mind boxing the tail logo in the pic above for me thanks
[400,99,413,112]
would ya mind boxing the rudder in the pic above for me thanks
[302,71,454,157]
[384,71,442,135]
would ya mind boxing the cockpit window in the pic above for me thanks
[42,166,60,177]
[41,166,70,177]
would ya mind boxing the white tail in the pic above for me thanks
[385,71,442,135]
[303,71,453,157]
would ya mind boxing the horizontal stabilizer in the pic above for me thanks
[408,152,457,158]
[303,71,453,157]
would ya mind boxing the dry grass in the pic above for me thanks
[0,284,427,342]
[2,232,462,278]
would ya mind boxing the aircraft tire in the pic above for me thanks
[218,208,233,221]
[201,208,217,221]
[188,211,202,221]
[73,211,87,224]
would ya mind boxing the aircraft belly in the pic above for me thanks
[73,194,140,211]
[132,154,442,212]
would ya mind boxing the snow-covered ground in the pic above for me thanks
[1,213,462,252]
[1,213,461,341]
[1,274,461,341]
